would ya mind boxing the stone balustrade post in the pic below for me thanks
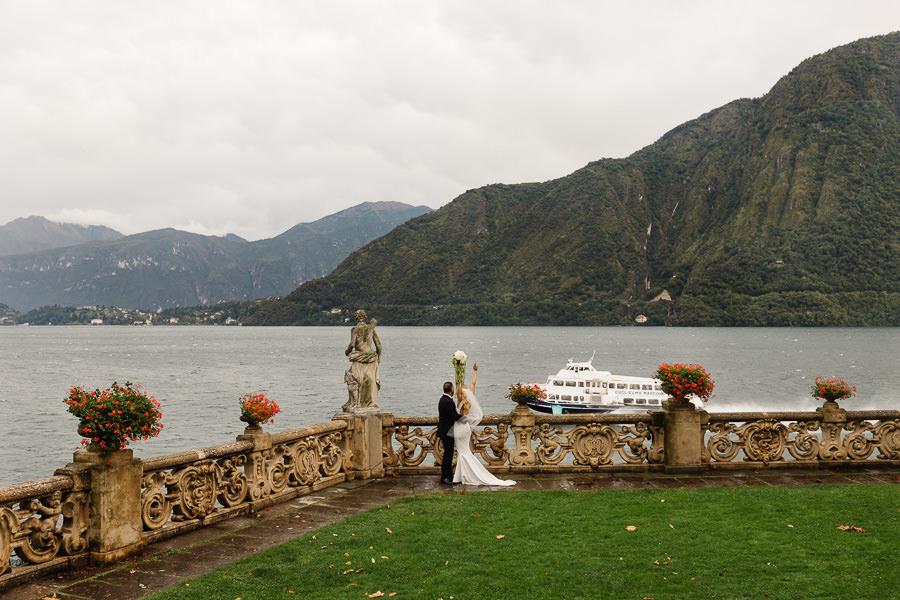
[661,401,709,473]
[66,449,144,563]
[236,427,276,501]
[509,404,536,466]
[334,407,384,479]
[816,400,849,460]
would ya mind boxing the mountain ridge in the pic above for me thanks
[0,202,430,311]
[0,216,123,256]
[241,33,900,326]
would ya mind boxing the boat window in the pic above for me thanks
[636,398,646,405]
[566,381,576,387]
[562,395,572,401]
[649,399,658,405]
[601,382,607,389]
[629,384,640,390]
[654,384,662,391]
[617,383,626,389]
[624,398,633,404]
[642,385,652,390]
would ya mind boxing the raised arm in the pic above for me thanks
[470,362,478,394]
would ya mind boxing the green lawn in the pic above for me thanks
[146,484,900,600]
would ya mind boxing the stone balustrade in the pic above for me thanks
[2,403,898,590]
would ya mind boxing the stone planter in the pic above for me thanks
[509,394,532,414]
[240,413,263,433]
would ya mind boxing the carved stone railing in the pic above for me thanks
[705,409,900,467]
[382,409,664,473]
[383,406,900,474]
[0,476,88,577]
[0,417,359,590]
[3,404,899,592]
[140,421,350,543]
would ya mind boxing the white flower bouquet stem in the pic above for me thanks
[451,350,467,392]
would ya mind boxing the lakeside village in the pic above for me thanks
[1,302,659,327]
[0,304,250,326]
[0,301,367,326]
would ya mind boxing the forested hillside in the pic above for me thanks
[242,34,900,326]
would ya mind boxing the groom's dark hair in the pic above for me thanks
[443,382,453,394]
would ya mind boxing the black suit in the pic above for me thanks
[438,393,462,481]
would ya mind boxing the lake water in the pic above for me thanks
[1,326,897,485]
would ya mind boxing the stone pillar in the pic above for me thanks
[71,449,144,563]
[816,400,849,460]
[509,404,536,467]
[236,427,275,501]
[662,401,709,474]
[334,407,384,479]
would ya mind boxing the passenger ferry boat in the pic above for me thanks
[528,356,670,414]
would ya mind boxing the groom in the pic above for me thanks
[437,381,464,485]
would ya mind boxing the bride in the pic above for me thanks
[452,363,515,486]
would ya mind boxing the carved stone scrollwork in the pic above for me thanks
[382,427,399,467]
[618,422,653,464]
[216,456,248,507]
[170,462,217,521]
[743,419,788,464]
[875,420,900,459]
[471,424,509,466]
[394,426,429,467]
[14,491,63,564]
[246,446,288,501]
[59,491,89,556]
[429,430,444,468]
[319,432,344,477]
[286,438,321,487]
[843,421,875,460]
[570,424,618,467]
[268,447,289,494]
[1,506,19,574]
[535,423,567,466]
[786,421,820,460]
[818,421,847,461]
[509,423,537,466]
[141,470,173,530]
[707,422,740,462]
[648,422,665,464]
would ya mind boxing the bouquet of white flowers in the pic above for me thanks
[451,350,466,392]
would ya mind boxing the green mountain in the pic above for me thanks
[0,202,430,311]
[244,34,900,326]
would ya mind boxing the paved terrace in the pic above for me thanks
[3,467,899,600]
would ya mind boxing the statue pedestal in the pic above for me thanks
[334,408,384,479]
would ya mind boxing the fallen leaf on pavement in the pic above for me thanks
[626,526,637,531]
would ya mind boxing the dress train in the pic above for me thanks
[451,389,515,486]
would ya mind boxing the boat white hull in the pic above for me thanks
[527,399,625,414]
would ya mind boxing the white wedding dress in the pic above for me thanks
[452,388,515,486]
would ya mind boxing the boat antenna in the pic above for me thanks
[589,350,595,363]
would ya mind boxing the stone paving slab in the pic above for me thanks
[2,467,898,600]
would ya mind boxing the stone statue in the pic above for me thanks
[343,310,382,411]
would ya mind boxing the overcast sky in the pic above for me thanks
[2,2,899,241]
